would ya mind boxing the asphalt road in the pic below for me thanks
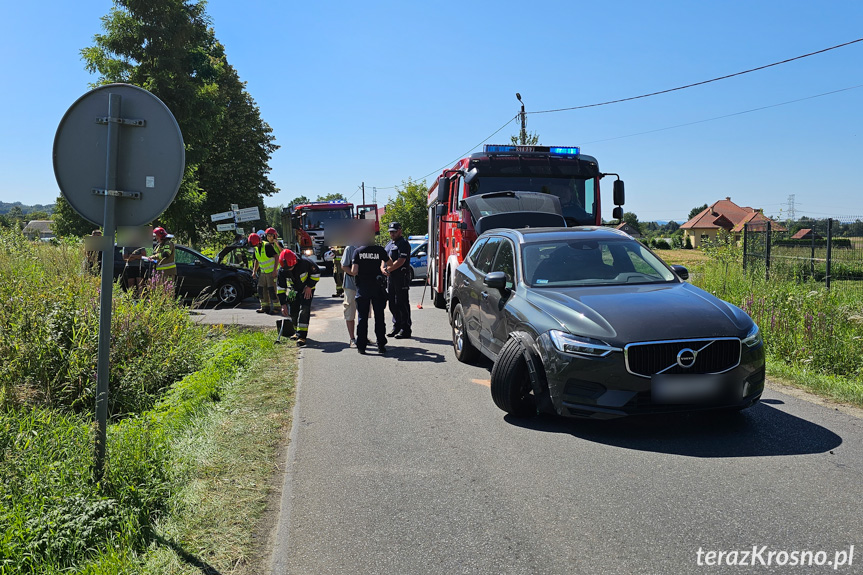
[195,278,863,574]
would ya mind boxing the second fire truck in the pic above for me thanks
[281,200,379,274]
[427,144,625,308]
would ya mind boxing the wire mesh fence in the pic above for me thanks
[743,217,863,296]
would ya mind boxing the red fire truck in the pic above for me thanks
[281,200,379,273]
[427,144,625,308]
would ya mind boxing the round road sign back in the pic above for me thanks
[53,83,185,227]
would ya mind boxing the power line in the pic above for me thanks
[581,84,863,144]
[369,38,861,195]
[529,38,863,115]
[370,115,518,192]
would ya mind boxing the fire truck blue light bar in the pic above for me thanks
[483,144,580,155]
[549,147,580,155]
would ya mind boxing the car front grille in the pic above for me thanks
[624,338,741,378]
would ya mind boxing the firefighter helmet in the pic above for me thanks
[279,249,297,267]
[248,233,261,247]
[153,226,167,239]
[265,227,278,238]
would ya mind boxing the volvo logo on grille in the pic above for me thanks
[677,348,697,369]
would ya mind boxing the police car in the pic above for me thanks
[407,235,428,283]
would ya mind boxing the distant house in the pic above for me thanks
[22,220,54,241]
[614,222,642,238]
[791,228,821,240]
[680,197,783,248]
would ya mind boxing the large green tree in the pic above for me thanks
[688,204,708,222]
[82,0,277,244]
[381,180,428,238]
[622,212,642,235]
[316,193,347,202]
[197,51,278,235]
[52,196,98,237]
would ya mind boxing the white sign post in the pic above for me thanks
[210,205,261,235]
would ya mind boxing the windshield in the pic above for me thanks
[471,177,597,226]
[302,208,352,230]
[523,237,677,287]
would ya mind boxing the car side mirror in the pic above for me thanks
[612,206,624,221]
[484,271,507,290]
[415,252,426,258]
[670,264,689,280]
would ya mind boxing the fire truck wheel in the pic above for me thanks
[451,303,479,363]
[490,338,537,417]
[433,291,446,309]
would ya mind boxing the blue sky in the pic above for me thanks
[1,0,861,223]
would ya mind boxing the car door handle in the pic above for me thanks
[481,291,489,300]
[463,279,470,286]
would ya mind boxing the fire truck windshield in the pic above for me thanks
[470,176,597,226]
[301,208,352,230]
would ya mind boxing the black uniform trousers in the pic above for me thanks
[356,287,388,351]
[387,271,411,334]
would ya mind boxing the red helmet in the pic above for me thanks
[265,227,278,238]
[279,249,297,267]
[247,233,261,247]
[153,226,167,239]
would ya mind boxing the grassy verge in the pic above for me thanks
[0,328,297,574]
[140,329,296,574]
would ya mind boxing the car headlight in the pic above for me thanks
[549,330,615,358]
[304,249,314,256]
[742,324,763,349]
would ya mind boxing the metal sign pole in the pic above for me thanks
[94,93,121,480]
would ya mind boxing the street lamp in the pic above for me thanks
[515,93,527,145]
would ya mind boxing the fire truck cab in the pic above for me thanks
[281,200,379,274]
[427,144,625,309]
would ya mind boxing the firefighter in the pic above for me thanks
[277,248,320,347]
[328,245,345,297]
[383,221,412,339]
[250,231,279,314]
[151,226,176,279]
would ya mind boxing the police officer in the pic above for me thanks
[383,221,412,339]
[350,241,393,355]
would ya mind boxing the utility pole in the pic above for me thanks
[516,92,527,145]
[787,194,796,221]
[373,186,377,206]
[362,182,365,205]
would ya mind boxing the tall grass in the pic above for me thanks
[0,228,208,416]
[689,239,863,381]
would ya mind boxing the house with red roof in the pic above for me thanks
[680,197,783,248]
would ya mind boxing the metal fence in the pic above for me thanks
[743,218,863,296]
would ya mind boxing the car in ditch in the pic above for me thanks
[449,226,765,419]
[113,244,255,306]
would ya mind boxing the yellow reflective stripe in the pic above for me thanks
[156,262,176,270]
[277,287,286,294]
